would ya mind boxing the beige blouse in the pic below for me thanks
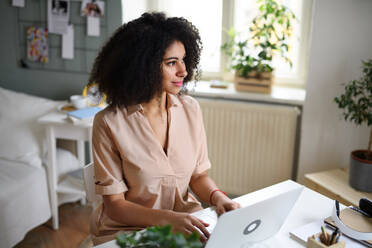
[90,93,211,242]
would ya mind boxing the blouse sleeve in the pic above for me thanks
[92,113,128,195]
[193,101,211,175]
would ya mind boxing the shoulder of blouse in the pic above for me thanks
[93,105,126,128]
[178,94,200,111]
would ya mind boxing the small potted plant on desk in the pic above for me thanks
[116,225,204,248]
[221,0,296,94]
[334,59,372,192]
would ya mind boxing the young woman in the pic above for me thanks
[89,12,240,245]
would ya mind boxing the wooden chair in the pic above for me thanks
[82,162,102,209]
[80,162,102,248]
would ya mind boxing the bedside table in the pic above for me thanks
[304,168,372,207]
[38,110,93,230]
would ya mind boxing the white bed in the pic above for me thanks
[0,86,81,247]
[0,159,51,247]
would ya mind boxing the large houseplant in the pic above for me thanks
[221,0,296,93]
[334,59,372,192]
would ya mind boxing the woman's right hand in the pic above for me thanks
[162,211,210,242]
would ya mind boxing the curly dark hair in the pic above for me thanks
[89,12,202,108]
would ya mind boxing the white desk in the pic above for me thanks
[95,180,335,248]
[38,111,93,230]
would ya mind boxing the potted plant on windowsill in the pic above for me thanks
[334,59,372,192]
[221,0,296,94]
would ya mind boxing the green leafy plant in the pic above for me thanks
[116,225,204,248]
[334,59,372,160]
[221,0,296,77]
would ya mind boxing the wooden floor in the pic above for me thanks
[15,202,92,248]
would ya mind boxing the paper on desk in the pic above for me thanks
[62,24,74,59]
[290,220,365,248]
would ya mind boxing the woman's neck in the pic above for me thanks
[142,91,167,116]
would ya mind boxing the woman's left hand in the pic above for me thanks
[212,192,241,215]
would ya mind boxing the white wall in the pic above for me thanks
[297,0,372,183]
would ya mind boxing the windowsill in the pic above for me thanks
[188,81,306,106]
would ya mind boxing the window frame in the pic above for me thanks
[122,0,313,88]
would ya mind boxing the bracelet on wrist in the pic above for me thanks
[209,189,227,205]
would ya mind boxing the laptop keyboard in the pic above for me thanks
[191,207,218,233]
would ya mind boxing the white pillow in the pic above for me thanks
[54,148,82,177]
[0,87,60,168]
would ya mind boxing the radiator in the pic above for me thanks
[197,98,300,195]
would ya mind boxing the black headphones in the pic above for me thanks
[357,198,372,217]
[332,198,372,240]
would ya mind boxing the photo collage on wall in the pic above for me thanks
[27,26,49,63]
[13,0,104,65]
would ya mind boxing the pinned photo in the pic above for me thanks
[47,0,70,34]
[52,0,68,16]
[27,26,49,63]
[81,0,104,18]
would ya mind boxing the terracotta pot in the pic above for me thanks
[349,150,372,192]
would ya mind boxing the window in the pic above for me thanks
[122,0,312,87]
[122,0,222,74]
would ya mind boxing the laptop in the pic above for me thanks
[193,180,304,248]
